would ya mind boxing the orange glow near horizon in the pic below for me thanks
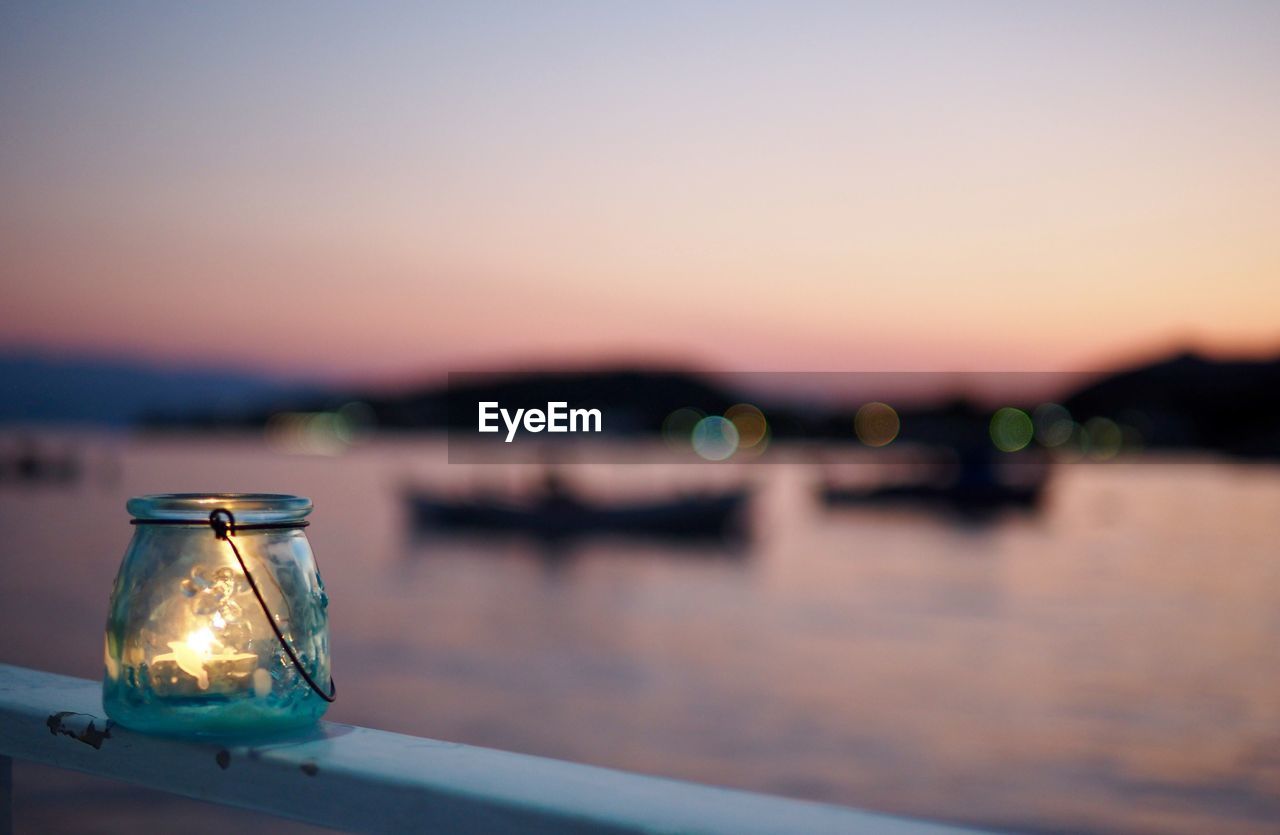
[2,4,1278,381]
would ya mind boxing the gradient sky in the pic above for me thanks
[2,1,1278,381]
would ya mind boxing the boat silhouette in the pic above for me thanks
[819,444,1048,517]
[406,477,751,542]
[819,480,1042,514]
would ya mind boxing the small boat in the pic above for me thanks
[406,486,750,541]
[820,480,1042,514]
[819,444,1048,516]
[0,437,82,485]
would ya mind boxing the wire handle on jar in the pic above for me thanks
[207,508,336,702]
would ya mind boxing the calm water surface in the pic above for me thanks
[3,435,1279,833]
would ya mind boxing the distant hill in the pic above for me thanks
[1062,352,1280,456]
[0,352,315,427]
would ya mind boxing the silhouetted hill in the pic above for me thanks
[0,352,315,427]
[1061,352,1280,456]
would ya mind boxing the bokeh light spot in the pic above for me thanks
[725,403,769,450]
[1050,421,1090,462]
[335,401,375,443]
[692,416,739,461]
[662,407,705,452]
[1085,417,1123,460]
[265,411,350,455]
[1033,403,1073,447]
[990,407,1034,452]
[854,402,899,447]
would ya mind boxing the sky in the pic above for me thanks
[2,1,1278,382]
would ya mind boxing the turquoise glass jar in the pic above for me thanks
[103,494,332,737]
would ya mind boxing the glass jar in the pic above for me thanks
[103,493,332,737]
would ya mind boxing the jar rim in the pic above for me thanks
[127,493,313,523]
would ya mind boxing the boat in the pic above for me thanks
[0,437,82,485]
[406,486,751,541]
[818,445,1048,516]
[819,480,1042,513]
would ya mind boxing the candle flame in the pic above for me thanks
[186,627,215,655]
[154,631,214,690]
[152,627,221,690]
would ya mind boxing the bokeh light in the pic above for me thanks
[335,401,376,443]
[854,402,899,447]
[1033,403,1074,447]
[1085,417,1123,460]
[1049,421,1090,462]
[990,407,1034,452]
[662,407,705,452]
[725,403,769,450]
[692,416,740,461]
[265,411,353,455]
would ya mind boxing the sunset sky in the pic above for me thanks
[2,2,1278,382]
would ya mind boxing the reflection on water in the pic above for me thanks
[2,436,1279,834]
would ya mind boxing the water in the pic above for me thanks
[3,435,1280,833]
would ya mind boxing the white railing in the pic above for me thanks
[0,663,976,834]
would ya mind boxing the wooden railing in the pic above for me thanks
[0,663,976,834]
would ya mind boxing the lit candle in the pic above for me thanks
[150,626,258,696]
